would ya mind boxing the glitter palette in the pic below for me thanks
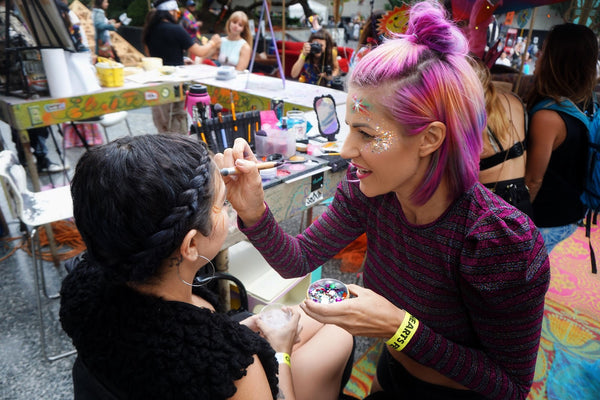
[307,278,349,304]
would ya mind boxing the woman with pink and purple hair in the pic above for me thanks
[217,2,549,399]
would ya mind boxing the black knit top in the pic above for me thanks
[59,262,279,400]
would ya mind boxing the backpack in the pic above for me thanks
[530,96,600,273]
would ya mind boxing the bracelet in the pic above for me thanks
[299,53,306,60]
[275,352,291,367]
[386,311,419,352]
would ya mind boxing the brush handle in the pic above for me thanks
[220,161,281,176]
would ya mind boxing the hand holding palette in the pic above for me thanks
[307,278,349,304]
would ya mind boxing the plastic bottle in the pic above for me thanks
[185,84,211,125]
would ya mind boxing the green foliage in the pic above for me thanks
[126,0,150,27]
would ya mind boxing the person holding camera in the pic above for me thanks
[291,29,340,87]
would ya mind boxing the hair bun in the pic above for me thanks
[404,1,468,56]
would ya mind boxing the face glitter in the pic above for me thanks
[371,129,395,153]
[351,94,371,116]
[307,278,349,304]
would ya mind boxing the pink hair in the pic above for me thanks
[349,1,485,205]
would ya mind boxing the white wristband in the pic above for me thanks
[275,352,291,367]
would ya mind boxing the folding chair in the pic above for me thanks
[0,150,76,361]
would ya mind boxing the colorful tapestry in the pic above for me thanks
[547,225,600,318]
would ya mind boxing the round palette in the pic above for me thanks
[307,278,349,304]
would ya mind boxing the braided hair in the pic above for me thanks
[71,134,215,284]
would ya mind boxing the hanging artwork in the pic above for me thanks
[377,5,410,38]
[14,0,75,51]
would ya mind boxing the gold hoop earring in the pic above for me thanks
[177,255,216,287]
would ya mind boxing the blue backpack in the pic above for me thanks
[530,96,600,273]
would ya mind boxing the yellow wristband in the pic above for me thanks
[299,53,306,60]
[275,352,291,367]
[386,312,419,352]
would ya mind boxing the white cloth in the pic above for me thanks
[156,1,178,11]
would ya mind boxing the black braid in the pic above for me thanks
[72,135,216,284]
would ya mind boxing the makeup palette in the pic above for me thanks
[260,154,330,189]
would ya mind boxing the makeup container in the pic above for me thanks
[255,126,296,158]
[307,278,349,304]
[259,167,278,180]
[259,303,292,329]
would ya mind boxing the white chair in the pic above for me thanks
[0,150,76,361]
[71,111,133,145]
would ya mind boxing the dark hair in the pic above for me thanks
[527,23,599,109]
[142,9,177,48]
[93,0,104,8]
[71,135,215,284]
[356,11,385,50]
[307,29,335,70]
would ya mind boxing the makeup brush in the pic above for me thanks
[214,103,228,148]
[220,161,283,176]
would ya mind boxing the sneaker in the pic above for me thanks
[40,162,70,173]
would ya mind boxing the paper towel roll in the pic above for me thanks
[66,51,100,95]
[41,48,72,98]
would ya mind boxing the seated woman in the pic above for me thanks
[60,135,354,399]
[216,11,252,71]
[472,57,532,216]
[291,29,340,87]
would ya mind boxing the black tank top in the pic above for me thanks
[531,111,588,227]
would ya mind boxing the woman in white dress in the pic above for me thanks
[217,11,252,71]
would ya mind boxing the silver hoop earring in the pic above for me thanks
[177,255,216,287]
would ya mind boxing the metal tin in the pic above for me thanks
[270,98,284,120]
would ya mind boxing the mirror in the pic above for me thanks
[313,95,339,141]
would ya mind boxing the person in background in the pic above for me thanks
[525,23,598,253]
[142,0,220,134]
[217,2,549,399]
[471,57,532,216]
[291,29,340,87]
[60,134,354,400]
[216,10,252,71]
[180,0,202,42]
[92,0,121,60]
[56,0,89,52]
[349,11,384,69]
[495,51,512,67]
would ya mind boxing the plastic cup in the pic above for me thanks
[286,110,307,141]
[259,303,292,329]
[307,278,349,304]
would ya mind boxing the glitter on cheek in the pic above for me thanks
[371,130,395,154]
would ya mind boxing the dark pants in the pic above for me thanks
[11,126,51,170]
[367,349,485,400]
